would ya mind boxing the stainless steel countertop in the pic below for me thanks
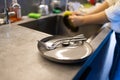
[0,15,111,80]
[0,16,84,80]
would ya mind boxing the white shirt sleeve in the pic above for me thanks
[105,0,120,33]
[106,0,116,6]
[105,1,120,22]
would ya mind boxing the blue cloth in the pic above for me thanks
[109,32,120,80]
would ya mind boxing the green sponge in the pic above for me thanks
[53,9,61,14]
[28,13,41,19]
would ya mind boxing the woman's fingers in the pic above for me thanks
[69,15,78,27]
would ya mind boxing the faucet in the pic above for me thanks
[66,1,83,12]
[0,0,15,24]
[4,0,9,24]
[50,0,61,11]
[65,0,69,11]
[38,0,49,16]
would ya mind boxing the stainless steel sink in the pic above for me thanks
[18,15,102,40]
[19,14,111,48]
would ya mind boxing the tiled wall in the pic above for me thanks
[0,0,87,16]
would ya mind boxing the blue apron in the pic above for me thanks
[109,32,120,80]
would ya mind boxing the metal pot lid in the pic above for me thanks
[37,35,93,63]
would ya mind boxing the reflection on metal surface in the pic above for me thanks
[56,49,70,59]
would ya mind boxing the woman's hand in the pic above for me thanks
[69,15,84,27]
[67,1,109,28]
[69,10,109,27]
[68,11,86,27]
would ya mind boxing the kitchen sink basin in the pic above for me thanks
[19,14,111,51]
[19,15,102,41]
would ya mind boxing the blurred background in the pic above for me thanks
[0,0,87,16]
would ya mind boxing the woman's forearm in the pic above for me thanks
[82,11,109,25]
[87,1,109,14]
[69,1,110,26]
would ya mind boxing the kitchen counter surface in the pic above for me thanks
[0,16,83,80]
